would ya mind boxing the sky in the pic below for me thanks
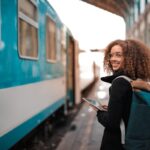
[48,0,126,50]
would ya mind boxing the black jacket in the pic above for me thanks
[97,71,132,150]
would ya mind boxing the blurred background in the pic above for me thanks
[48,0,126,50]
[48,0,126,84]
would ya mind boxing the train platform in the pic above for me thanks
[55,80,110,150]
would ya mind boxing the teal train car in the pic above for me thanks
[0,0,80,149]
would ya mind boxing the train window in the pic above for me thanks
[46,16,56,62]
[61,28,66,65]
[18,0,38,59]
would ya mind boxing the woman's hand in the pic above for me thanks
[101,105,108,111]
[131,80,150,91]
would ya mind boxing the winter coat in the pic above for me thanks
[97,71,132,150]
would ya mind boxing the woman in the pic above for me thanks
[97,39,150,150]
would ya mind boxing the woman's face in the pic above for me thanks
[109,44,124,71]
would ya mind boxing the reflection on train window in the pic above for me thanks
[18,0,38,59]
[19,19,38,57]
[19,0,37,21]
[46,16,56,62]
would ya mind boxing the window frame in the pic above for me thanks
[46,14,57,63]
[18,0,38,60]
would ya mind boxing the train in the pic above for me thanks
[0,0,99,149]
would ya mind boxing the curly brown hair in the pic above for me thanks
[104,39,150,80]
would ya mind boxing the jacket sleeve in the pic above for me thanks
[97,78,132,129]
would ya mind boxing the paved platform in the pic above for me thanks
[56,81,111,150]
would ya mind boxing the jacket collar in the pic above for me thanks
[101,70,124,83]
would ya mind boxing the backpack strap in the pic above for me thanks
[113,75,132,83]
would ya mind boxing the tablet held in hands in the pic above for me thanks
[82,97,107,111]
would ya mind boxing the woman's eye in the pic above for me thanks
[109,53,123,58]
[116,53,122,57]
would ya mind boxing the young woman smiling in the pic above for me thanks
[96,39,150,150]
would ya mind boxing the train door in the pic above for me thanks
[67,36,75,107]
[66,35,81,108]
[74,40,81,105]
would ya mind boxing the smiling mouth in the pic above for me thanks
[111,63,120,69]
[112,63,119,66]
